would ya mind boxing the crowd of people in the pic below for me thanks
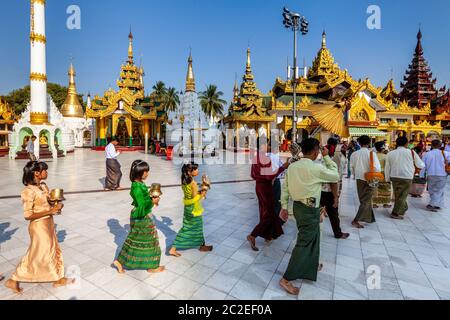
[249,135,449,295]
[1,135,449,297]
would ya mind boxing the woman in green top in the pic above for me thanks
[169,162,212,257]
[113,160,165,274]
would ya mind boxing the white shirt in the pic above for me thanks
[105,143,120,159]
[421,149,450,177]
[350,147,381,181]
[385,147,425,181]
[445,144,450,153]
[269,153,285,179]
[26,140,34,153]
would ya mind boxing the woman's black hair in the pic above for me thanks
[130,160,150,182]
[22,161,49,186]
[181,161,199,185]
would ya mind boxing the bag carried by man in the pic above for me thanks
[442,150,450,175]
[364,151,384,186]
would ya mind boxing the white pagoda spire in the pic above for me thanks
[30,0,48,125]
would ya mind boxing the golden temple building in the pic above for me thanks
[0,98,18,157]
[225,31,444,147]
[86,31,166,147]
[224,48,276,149]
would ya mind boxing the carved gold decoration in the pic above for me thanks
[30,32,46,44]
[31,0,46,5]
[30,72,47,82]
[349,95,377,123]
[30,112,49,125]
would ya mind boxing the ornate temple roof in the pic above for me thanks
[399,29,438,108]
[225,48,275,123]
[0,97,17,123]
[308,31,342,81]
[86,32,162,120]
[60,63,85,118]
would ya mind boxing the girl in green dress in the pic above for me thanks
[169,162,213,257]
[113,160,165,274]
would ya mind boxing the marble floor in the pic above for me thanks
[0,149,450,300]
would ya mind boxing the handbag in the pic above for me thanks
[411,150,422,175]
[364,151,385,185]
[442,150,450,174]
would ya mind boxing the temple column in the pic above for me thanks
[129,121,133,147]
[236,121,240,150]
[99,118,106,146]
[30,0,48,125]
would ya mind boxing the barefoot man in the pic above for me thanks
[279,138,340,295]
[105,137,123,191]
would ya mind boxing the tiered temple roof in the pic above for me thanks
[225,48,275,123]
[399,30,438,108]
[86,31,163,121]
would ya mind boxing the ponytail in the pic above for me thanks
[22,161,49,186]
[129,160,150,182]
[181,161,199,185]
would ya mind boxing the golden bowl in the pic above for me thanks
[49,189,66,202]
[149,183,163,198]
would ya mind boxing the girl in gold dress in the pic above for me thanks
[5,161,74,294]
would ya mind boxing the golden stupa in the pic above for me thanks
[60,63,84,118]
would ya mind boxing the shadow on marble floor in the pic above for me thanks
[0,222,18,245]
[154,216,177,254]
[107,219,130,259]
[99,177,106,189]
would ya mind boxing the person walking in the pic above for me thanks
[350,135,381,228]
[421,139,450,212]
[278,138,339,295]
[113,160,165,274]
[26,136,37,161]
[5,161,73,294]
[372,141,392,209]
[247,143,288,251]
[104,137,123,191]
[385,136,425,219]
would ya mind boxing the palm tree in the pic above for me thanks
[162,87,180,112]
[199,84,227,124]
[152,81,167,101]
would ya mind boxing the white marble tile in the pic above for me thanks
[163,277,202,299]
[119,283,161,300]
[191,285,227,300]
[398,280,440,300]
[229,280,266,300]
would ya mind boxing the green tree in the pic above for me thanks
[162,87,180,112]
[199,84,227,123]
[2,83,85,115]
[152,81,167,102]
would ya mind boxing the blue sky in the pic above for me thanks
[0,0,449,102]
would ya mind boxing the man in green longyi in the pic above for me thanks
[279,138,340,295]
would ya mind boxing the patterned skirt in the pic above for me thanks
[172,204,205,250]
[117,216,161,270]
[373,181,392,205]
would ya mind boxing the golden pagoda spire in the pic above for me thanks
[322,30,326,48]
[243,47,254,82]
[308,30,341,80]
[128,27,134,63]
[233,73,239,102]
[61,62,84,118]
[185,49,196,92]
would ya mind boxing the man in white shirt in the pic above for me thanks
[350,135,381,228]
[421,139,450,212]
[385,136,425,219]
[104,137,122,191]
[26,136,37,161]
[268,145,286,225]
